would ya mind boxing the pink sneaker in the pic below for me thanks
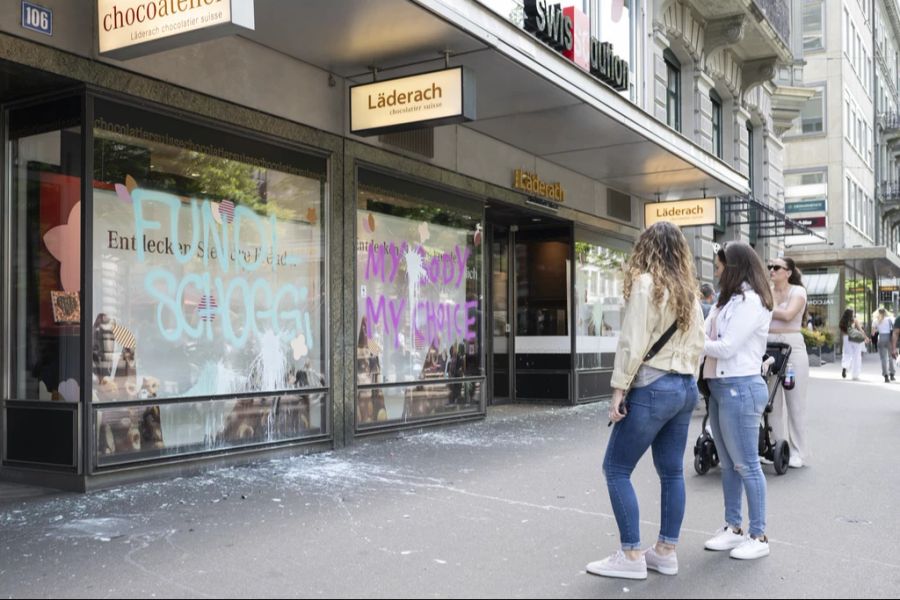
[644,546,678,575]
[586,550,647,580]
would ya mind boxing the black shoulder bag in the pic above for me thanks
[643,322,680,362]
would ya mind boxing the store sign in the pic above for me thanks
[21,1,52,36]
[513,169,565,203]
[791,216,827,228]
[349,67,476,137]
[97,0,255,60]
[523,0,629,92]
[644,198,717,228]
[785,199,826,214]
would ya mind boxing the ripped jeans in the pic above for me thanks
[707,376,768,538]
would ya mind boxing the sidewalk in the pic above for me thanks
[1,359,899,598]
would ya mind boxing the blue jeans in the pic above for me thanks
[603,373,699,550]
[707,376,768,537]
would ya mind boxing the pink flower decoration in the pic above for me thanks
[43,202,81,292]
[115,183,132,204]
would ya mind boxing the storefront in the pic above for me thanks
[790,247,900,352]
[1,1,750,489]
[3,87,336,483]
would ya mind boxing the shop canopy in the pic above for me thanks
[240,0,749,200]
[804,272,840,297]
[789,246,900,279]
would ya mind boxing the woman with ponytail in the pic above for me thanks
[767,257,809,469]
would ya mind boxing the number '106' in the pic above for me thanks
[24,6,49,31]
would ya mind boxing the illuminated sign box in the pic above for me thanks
[644,198,717,228]
[350,67,476,137]
[792,216,827,228]
[98,0,255,60]
[785,199,826,214]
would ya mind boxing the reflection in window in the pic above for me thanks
[575,240,628,370]
[8,96,83,402]
[95,392,326,465]
[355,171,483,426]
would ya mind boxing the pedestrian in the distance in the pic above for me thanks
[586,221,704,580]
[872,308,895,383]
[840,309,866,380]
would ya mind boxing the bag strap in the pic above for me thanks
[643,322,679,362]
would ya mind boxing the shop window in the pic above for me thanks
[356,170,483,428]
[7,96,83,403]
[575,234,628,375]
[90,98,328,463]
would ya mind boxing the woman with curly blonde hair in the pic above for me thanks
[586,221,705,580]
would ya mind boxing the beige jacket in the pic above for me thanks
[610,273,705,390]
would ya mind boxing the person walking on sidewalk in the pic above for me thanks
[767,257,809,469]
[892,314,900,361]
[586,222,705,580]
[840,309,866,381]
[872,308,895,383]
[701,242,774,560]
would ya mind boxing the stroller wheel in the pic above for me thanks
[773,440,790,475]
[694,453,710,475]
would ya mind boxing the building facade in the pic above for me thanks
[0,0,797,489]
[782,0,900,337]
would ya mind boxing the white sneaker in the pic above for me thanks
[759,456,774,465]
[704,525,745,551]
[788,455,804,468]
[730,536,770,560]
[644,546,678,575]
[586,550,648,580]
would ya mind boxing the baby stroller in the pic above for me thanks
[693,342,793,476]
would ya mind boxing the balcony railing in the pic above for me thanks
[880,112,900,133]
[753,0,790,46]
[878,182,900,204]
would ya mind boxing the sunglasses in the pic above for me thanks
[767,265,785,272]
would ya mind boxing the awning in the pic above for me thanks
[789,246,900,278]
[721,196,828,241]
[804,272,839,296]
[239,0,749,200]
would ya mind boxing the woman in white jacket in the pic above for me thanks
[701,242,774,561]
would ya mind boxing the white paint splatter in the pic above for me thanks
[251,330,288,392]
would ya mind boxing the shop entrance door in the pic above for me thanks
[487,205,573,405]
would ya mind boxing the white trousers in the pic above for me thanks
[768,332,809,462]
[841,335,864,380]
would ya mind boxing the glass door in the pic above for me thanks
[489,224,512,403]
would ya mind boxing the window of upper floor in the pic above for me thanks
[664,49,681,133]
[803,0,825,52]
[710,90,723,159]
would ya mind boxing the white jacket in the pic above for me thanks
[704,284,773,378]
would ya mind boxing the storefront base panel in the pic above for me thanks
[1,439,334,493]
[353,412,485,439]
